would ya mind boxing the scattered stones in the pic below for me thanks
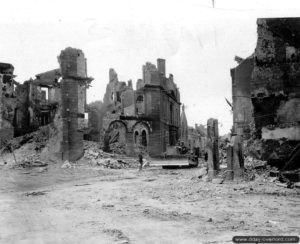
[202,175,209,182]
[18,159,48,168]
[61,160,72,169]
[25,191,47,196]
[294,182,300,188]
[198,167,208,178]
[266,220,278,226]
[212,178,224,184]
[82,141,137,169]
[143,209,150,214]
[32,160,48,167]
[103,228,130,243]
[245,156,267,169]
[102,204,115,208]
[276,182,288,188]
[36,167,48,173]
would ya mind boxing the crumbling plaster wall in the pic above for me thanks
[252,18,300,135]
[231,57,254,137]
[248,18,300,166]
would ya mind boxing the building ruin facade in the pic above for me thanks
[231,18,300,167]
[103,59,181,157]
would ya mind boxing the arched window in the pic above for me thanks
[136,95,145,115]
[141,130,147,146]
[134,131,139,144]
[170,103,174,124]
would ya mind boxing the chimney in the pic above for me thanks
[157,58,166,77]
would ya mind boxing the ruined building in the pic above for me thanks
[231,18,300,167]
[0,47,92,161]
[0,63,17,144]
[13,69,61,137]
[103,59,181,156]
[187,124,207,154]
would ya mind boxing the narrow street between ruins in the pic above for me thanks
[0,161,299,244]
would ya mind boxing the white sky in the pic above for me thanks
[1,0,300,135]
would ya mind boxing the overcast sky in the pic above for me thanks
[1,0,300,135]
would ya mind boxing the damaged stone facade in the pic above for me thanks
[103,59,181,157]
[13,69,61,137]
[231,56,254,138]
[231,18,300,167]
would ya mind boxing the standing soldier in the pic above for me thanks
[138,150,143,171]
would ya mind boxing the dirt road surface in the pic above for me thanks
[0,162,299,244]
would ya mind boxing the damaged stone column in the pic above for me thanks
[227,133,244,180]
[58,47,90,162]
[206,118,219,178]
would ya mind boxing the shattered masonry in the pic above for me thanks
[231,17,300,168]
[102,59,182,157]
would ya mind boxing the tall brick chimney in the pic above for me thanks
[58,47,90,162]
[157,58,166,77]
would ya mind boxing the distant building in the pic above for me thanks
[179,104,188,145]
[187,124,207,153]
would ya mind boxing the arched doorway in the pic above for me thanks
[104,120,127,152]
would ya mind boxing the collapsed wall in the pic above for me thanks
[232,18,300,168]
[252,18,300,167]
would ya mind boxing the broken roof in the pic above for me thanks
[33,68,61,87]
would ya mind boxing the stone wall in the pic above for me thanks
[231,57,254,137]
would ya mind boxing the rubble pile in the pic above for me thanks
[219,148,227,168]
[82,141,138,169]
[243,139,263,159]
[244,156,274,181]
[0,125,55,167]
[243,156,300,188]
[3,125,50,153]
[218,136,229,167]
[109,142,126,155]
